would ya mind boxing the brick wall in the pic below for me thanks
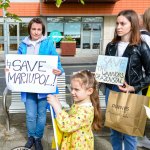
[0,2,40,16]
[41,0,150,16]
[0,0,149,17]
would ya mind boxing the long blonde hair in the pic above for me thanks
[71,70,102,131]
[143,8,150,32]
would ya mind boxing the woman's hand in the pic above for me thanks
[52,69,61,76]
[118,82,135,93]
[47,94,62,114]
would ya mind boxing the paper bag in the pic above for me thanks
[105,90,149,137]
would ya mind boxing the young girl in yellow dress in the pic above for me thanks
[47,70,102,150]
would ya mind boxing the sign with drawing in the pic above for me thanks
[5,54,58,93]
[95,55,128,85]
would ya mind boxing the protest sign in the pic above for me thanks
[95,55,128,85]
[5,54,58,93]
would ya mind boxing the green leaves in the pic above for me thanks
[80,0,85,5]
[56,0,62,8]
[55,0,85,8]
[6,12,22,21]
[0,0,10,10]
[62,36,75,41]
[0,0,21,21]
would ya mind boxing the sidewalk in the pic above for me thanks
[0,111,149,150]
[0,113,113,150]
[0,48,99,64]
[61,55,98,65]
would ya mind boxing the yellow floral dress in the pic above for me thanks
[56,103,94,150]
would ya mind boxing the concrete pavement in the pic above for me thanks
[0,105,149,150]
[0,113,113,150]
[0,49,98,65]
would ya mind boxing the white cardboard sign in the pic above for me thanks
[5,54,58,93]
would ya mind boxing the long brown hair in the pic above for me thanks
[71,70,102,131]
[112,10,141,45]
[143,8,150,32]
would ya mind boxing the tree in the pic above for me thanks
[55,0,85,8]
[0,0,21,21]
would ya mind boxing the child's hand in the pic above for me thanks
[47,94,57,105]
[52,69,61,76]
[47,94,62,114]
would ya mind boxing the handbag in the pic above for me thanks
[105,90,149,137]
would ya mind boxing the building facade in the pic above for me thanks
[0,0,149,55]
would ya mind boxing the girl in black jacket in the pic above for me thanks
[105,10,150,150]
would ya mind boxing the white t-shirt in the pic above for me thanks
[117,41,129,57]
[29,38,41,47]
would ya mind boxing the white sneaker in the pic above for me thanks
[137,136,150,149]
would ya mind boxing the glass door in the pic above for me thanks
[82,23,91,49]
[82,23,101,50]
[92,23,101,49]
[8,23,19,52]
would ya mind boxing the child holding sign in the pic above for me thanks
[105,10,150,150]
[47,70,102,150]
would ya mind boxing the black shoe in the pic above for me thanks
[35,138,43,150]
[25,136,35,148]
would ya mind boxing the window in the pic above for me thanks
[64,23,81,48]
[82,17,103,23]
[47,23,64,48]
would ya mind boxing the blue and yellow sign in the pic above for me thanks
[95,55,128,85]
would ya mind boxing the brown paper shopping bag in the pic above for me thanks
[104,90,149,137]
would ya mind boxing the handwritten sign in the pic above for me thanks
[95,55,128,85]
[5,54,58,93]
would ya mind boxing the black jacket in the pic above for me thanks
[105,41,150,93]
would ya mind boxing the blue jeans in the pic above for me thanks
[25,93,47,139]
[110,129,137,150]
[105,86,137,150]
